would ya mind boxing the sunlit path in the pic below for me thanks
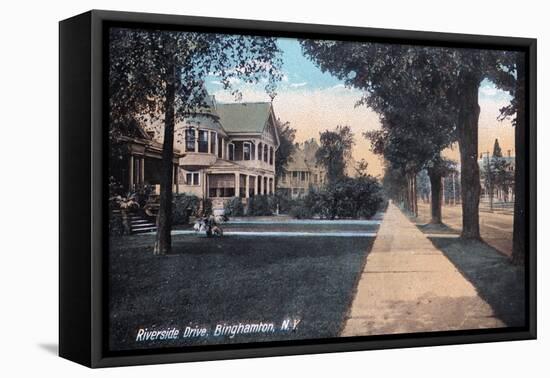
[341,201,505,336]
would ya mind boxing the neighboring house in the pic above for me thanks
[478,150,516,203]
[278,139,326,198]
[175,96,280,210]
[110,120,183,194]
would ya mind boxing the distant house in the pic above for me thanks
[478,150,515,203]
[278,139,326,198]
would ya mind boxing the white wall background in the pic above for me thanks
[0,0,546,376]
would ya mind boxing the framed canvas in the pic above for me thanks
[59,10,537,368]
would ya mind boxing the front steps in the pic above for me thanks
[128,214,157,234]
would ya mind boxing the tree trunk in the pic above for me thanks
[413,174,418,217]
[512,55,526,265]
[154,64,177,255]
[457,76,482,239]
[428,169,442,224]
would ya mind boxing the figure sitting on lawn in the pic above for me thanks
[193,214,226,237]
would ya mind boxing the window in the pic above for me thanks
[185,128,195,152]
[185,172,200,186]
[269,147,274,165]
[301,171,306,181]
[208,174,235,198]
[258,143,262,160]
[228,143,235,161]
[198,130,209,153]
[263,144,268,162]
[218,136,223,158]
[243,142,251,160]
[210,131,216,154]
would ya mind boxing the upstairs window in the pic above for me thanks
[263,144,268,162]
[269,147,274,165]
[243,142,251,160]
[198,130,209,153]
[185,128,195,152]
[228,143,235,161]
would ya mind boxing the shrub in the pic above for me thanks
[224,197,244,217]
[172,193,200,225]
[289,202,314,219]
[289,176,383,220]
[109,212,125,236]
[202,198,213,216]
[274,189,294,214]
[247,195,273,216]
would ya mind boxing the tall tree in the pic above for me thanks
[493,138,503,157]
[274,119,296,183]
[487,51,526,264]
[301,41,498,238]
[110,28,282,254]
[315,126,354,183]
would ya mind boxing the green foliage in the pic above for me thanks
[109,212,125,237]
[493,138,503,158]
[289,176,383,220]
[289,203,314,219]
[480,155,514,199]
[275,120,297,181]
[172,193,200,225]
[316,125,354,183]
[224,197,244,217]
[202,197,213,216]
[274,189,294,214]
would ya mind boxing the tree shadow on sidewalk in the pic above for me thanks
[426,236,525,327]
[417,222,460,235]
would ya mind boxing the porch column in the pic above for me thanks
[194,128,199,152]
[207,131,211,154]
[140,157,145,185]
[256,175,262,194]
[245,175,250,198]
[174,164,179,193]
[215,133,219,157]
[128,155,134,189]
[271,177,275,194]
[222,139,225,159]
[235,173,240,197]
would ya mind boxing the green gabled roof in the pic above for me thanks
[215,102,272,134]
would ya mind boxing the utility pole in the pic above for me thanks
[485,151,493,211]
[452,173,456,206]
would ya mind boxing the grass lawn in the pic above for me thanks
[109,232,375,351]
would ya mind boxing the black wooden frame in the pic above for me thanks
[59,9,537,368]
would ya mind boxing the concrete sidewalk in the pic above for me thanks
[341,202,504,336]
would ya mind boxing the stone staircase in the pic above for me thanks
[112,209,157,234]
[128,213,157,234]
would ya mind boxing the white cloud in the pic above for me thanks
[290,82,307,88]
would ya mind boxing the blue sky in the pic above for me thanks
[205,38,514,175]
[206,37,512,102]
